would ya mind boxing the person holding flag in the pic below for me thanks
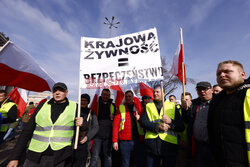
[140,85,184,167]
[181,82,216,167]
[7,82,83,167]
[0,89,17,145]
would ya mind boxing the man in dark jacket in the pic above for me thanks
[140,85,184,167]
[74,94,99,167]
[208,60,250,167]
[90,89,116,167]
[181,81,216,167]
[0,89,17,145]
[7,82,83,167]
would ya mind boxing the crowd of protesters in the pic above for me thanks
[0,60,249,167]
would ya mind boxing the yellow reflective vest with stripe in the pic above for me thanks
[243,89,250,164]
[0,102,16,132]
[118,104,144,136]
[145,101,177,144]
[28,100,76,152]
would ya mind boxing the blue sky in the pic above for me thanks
[0,0,250,100]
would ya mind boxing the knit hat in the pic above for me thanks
[81,94,90,103]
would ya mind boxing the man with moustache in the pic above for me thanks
[208,60,250,166]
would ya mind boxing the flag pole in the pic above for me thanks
[74,48,83,149]
[74,76,81,149]
[180,27,186,98]
[182,62,186,98]
[160,80,165,116]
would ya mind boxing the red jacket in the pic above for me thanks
[112,103,142,143]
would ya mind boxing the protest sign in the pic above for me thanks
[80,28,163,88]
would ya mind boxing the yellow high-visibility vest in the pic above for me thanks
[119,104,144,135]
[0,102,16,132]
[243,89,250,164]
[145,101,177,144]
[28,100,76,152]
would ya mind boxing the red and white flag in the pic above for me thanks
[90,87,101,114]
[139,82,154,100]
[110,85,124,109]
[8,88,27,118]
[0,41,55,92]
[170,28,186,84]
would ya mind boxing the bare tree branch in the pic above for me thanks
[0,32,10,47]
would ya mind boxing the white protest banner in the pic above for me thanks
[80,28,163,89]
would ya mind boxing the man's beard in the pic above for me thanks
[220,79,244,92]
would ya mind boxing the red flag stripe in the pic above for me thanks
[90,88,101,115]
[170,28,186,85]
[0,42,54,92]
[0,64,52,92]
[8,88,27,118]
[139,82,154,100]
[110,85,124,108]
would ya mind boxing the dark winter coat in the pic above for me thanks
[208,77,250,167]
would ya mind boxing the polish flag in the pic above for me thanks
[170,28,186,84]
[139,82,154,100]
[8,88,27,118]
[110,85,124,109]
[0,41,55,92]
[90,87,101,115]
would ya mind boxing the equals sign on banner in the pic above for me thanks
[118,58,129,67]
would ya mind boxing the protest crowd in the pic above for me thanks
[0,59,249,167]
[0,26,249,167]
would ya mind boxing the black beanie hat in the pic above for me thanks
[81,94,90,103]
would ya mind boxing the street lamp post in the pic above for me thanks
[104,16,120,37]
